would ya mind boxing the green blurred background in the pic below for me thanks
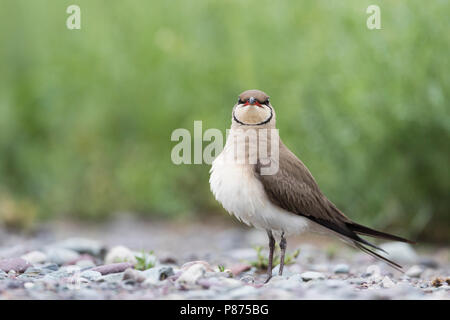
[0,1,448,242]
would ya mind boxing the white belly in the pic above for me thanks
[209,152,311,238]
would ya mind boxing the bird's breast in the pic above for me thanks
[209,146,311,237]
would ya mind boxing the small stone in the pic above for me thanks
[381,276,395,288]
[300,271,326,281]
[45,247,80,265]
[75,259,96,270]
[229,263,251,276]
[23,266,51,276]
[0,258,33,273]
[406,265,423,278]
[24,282,34,289]
[240,275,255,284]
[42,263,59,272]
[181,260,214,272]
[97,272,124,284]
[288,274,304,283]
[333,264,350,274]
[176,263,207,285]
[123,268,145,283]
[92,262,134,275]
[142,266,174,284]
[21,251,47,264]
[80,270,102,281]
[105,246,137,265]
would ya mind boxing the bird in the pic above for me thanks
[209,89,414,283]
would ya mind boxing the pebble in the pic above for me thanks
[80,270,102,281]
[105,246,137,265]
[406,265,424,278]
[24,282,35,289]
[0,258,33,273]
[142,266,174,284]
[97,272,124,284]
[230,263,251,276]
[240,275,255,284]
[123,268,146,283]
[0,236,446,300]
[21,251,47,264]
[333,264,350,274]
[381,276,396,288]
[181,260,214,272]
[45,247,80,265]
[176,263,206,285]
[300,271,326,281]
[92,262,134,275]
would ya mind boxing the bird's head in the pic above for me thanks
[232,89,275,127]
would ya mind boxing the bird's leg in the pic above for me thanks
[264,230,275,283]
[278,232,287,276]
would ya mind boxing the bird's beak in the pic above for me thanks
[244,97,262,107]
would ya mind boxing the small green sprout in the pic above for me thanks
[247,245,300,271]
[218,264,225,272]
[134,250,156,271]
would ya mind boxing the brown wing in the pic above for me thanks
[255,141,412,268]
[255,142,359,237]
[255,141,404,250]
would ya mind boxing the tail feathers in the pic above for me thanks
[348,222,415,244]
[353,241,404,272]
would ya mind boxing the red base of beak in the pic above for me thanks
[244,101,263,107]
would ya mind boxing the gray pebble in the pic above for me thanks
[333,264,350,274]
[300,271,326,281]
[45,247,80,265]
[123,268,145,283]
[240,275,255,284]
[0,258,32,273]
[80,270,102,281]
[406,265,423,278]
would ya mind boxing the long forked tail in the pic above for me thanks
[346,222,415,272]
[347,222,415,244]
[353,241,403,272]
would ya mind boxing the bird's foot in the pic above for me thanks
[264,274,272,284]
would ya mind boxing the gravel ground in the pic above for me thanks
[0,217,448,300]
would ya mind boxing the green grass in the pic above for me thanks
[0,1,448,241]
[248,245,300,271]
